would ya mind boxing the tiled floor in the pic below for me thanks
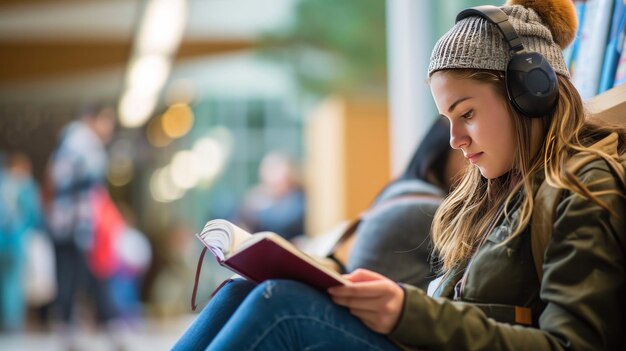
[0,315,196,351]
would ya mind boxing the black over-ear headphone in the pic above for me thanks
[456,6,559,118]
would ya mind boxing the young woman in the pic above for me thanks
[174,0,625,350]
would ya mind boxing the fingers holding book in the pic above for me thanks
[327,269,405,334]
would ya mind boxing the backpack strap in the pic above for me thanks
[531,133,624,282]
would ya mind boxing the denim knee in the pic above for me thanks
[247,279,321,307]
[223,278,257,292]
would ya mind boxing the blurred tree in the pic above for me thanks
[262,0,387,96]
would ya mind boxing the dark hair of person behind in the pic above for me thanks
[398,117,451,190]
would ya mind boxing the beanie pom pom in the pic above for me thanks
[504,0,577,49]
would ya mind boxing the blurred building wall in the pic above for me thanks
[305,95,389,234]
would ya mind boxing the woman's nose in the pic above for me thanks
[449,123,468,150]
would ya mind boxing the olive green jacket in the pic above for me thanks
[389,159,625,350]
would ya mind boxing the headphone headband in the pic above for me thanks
[456,6,524,54]
[454,5,559,117]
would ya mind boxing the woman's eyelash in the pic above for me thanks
[461,110,473,119]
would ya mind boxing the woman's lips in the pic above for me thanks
[465,152,483,164]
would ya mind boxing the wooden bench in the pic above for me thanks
[586,83,626,125]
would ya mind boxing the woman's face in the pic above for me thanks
[430,72,516,179]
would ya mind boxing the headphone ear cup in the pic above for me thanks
[505,52,559,118]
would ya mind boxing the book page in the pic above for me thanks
[197,219,252,261]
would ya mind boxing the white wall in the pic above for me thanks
[386,0,436,176]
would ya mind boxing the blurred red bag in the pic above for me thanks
[89,186,124,278]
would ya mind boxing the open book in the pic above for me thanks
[196,219,349,290]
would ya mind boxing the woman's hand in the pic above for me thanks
[328,268,405,334]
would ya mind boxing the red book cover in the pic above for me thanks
[222,236,348,290]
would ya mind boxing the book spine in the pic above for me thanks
[598,0,626,92]
[572,0,615,99]
[614,34,626,86]
[564,1,587,72]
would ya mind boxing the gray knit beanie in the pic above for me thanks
[428,3,574,78]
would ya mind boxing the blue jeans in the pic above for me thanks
[173,279,402,351]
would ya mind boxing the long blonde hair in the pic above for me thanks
[431,69,626,273]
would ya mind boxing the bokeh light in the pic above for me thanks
[150,166,185,203]
[161,103,194,139]
[192,137,225,183]
[107,139,135,187]
[170,150,200,189]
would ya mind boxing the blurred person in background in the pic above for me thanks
[0,152,45,333]
[46,104,119,343]
[109,203,152,327]
[235,151,306,240]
